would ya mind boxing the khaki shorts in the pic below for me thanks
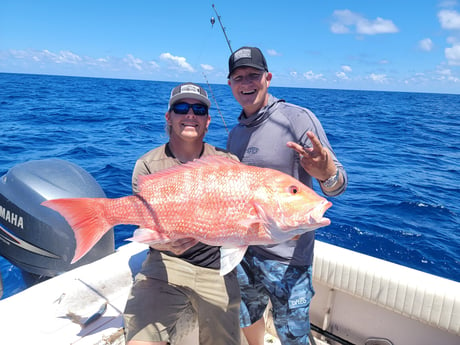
[123,250,240,345]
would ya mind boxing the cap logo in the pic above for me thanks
[233,48,252,62]
[180,84,201,95]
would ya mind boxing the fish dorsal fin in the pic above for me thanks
[220,247,248,276]
[137,156,239,192]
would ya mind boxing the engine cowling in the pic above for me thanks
[0,159,115,278]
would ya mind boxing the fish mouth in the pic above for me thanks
[262,199,332,243]
[310,200,332,225]
[277,199,332,231]
[288,199,332,229]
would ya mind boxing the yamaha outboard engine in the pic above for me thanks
[0,159,115,283]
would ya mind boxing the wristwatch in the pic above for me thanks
[321,169,340,188]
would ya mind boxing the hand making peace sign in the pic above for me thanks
[286,131,337,182]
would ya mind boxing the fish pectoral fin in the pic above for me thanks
[237,201,271,228]
[249,202,287,240]
[127,228,172,245]
[219,247,248,276]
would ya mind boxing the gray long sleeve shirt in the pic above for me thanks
[227,94,347,266]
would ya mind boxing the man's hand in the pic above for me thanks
[286,131,337,181]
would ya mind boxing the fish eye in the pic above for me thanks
[289,185,299,194]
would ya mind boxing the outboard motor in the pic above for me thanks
[0,159,115,281]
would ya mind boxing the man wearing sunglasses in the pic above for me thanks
[227,47,348,345]
[124,83,241,345]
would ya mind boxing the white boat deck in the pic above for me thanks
[311,241,460,344]
[0,241,459,345]
[0,242,146,345]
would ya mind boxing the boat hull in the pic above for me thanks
[0,241,458,345]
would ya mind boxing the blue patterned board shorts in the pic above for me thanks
[237,248,315,345]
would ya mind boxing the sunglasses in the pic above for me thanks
[171,102,208,116]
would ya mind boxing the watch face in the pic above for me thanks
[323,170,339,188]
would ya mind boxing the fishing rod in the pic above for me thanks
[203,3,234,133]
[202,71,228,133]
[211,4,233,53]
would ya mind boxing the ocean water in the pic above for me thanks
[0,72,459,299]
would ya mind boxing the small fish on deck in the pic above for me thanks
[66,302,107,328]
[42,156,331,275]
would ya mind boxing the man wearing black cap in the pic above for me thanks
[124,83,241,345]
[227,47,348,345]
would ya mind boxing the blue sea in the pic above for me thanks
[1,72,459,299]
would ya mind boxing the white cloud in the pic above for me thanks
[200,64,214,71]
[148,60,159,69]
[331,9,399,35]
[86,56,108,66]
[336,71,349,80]
[439,1,457,8]
[303,70,324,80]
[437,68,452,76]
[26,49,83,64]
[120,54,160,72]
[445,43,460,65]
[357,17,399,35]
[330,10,361,34]
[159,52,195,72]
[435,67,460,82]
[419,38,434,51]
[123,54,143,71]
[0,49,163,74]
[56,51,82,64]
[330,23,350,34]
[447,36,459,44]
[368,73,388,83]
[267,49,281,56]
[336,65,352,80]
[438,9,460,29]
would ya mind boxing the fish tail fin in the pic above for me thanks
[42,198,113,263]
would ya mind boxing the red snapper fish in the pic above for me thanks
[42,156,332,275]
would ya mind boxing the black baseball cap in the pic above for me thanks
[228,46,268,78]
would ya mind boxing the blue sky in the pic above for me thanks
[1,1,460,94]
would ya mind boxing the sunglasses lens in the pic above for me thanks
[191,104,208,116]
[172,103,190,114]
[172,103,208,116]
